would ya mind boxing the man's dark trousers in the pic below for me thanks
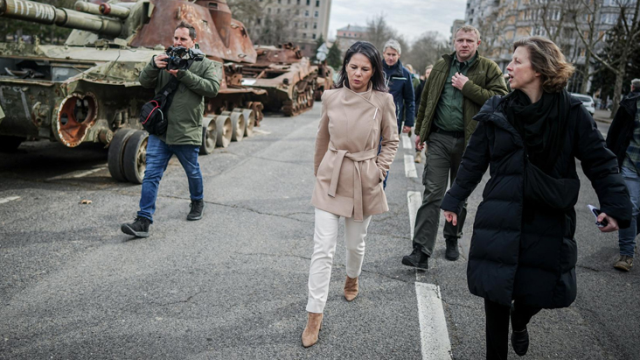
[413,130,467,255]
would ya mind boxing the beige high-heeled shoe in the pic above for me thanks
[301,312,323,348]
[344,276,359,301]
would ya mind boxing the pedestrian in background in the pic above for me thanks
[402,25,508,269]
[441,37,631,360]
[606,78,640,271]
[382,39,415,135]
[302,41,399,348]
[121,22,221,237]
[414,64,433,164]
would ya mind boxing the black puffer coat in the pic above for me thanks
[441,95,631,308]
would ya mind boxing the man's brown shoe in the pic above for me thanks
[415,150,422,163]
[344,276,359,301]
[301,312,323,348]
[614,255,633,272]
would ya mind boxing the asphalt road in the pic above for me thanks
[0,103,637,360]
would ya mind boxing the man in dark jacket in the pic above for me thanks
[606,78,640,271]
[121,21,221,238]
[382,39,415,134]
[401,25,508,269]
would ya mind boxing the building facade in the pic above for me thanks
[450,19,466,44]
[253,0,332,57]
[464,0,625,93]
[335,24,368,56]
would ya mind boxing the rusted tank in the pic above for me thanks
[0,0,265,183]
[314,61,334,101]
[240,43,319,117]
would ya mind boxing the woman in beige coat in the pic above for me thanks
[302,41,399,348]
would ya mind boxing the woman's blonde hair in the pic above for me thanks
[513,36,574,93]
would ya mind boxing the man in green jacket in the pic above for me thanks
[121,21,221,238]
[402,25,507,269]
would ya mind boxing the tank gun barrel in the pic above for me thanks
[0,0,122,37]
[99,3,130,19]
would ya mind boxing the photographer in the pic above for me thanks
[121,21,221,238]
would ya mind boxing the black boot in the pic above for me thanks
[511,307,530,356]
[121,217,151,238]
[402,247,429,270]
[187,199,205,221]
[445,238,460,261]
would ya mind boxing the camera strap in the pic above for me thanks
[161,77,181,111]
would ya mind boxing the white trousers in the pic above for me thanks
[306,208,372,313]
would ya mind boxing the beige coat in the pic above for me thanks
[312,86,399,221]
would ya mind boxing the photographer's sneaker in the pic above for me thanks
[121,217,151,238]
[187,199,205,221]
[614,255,633,272]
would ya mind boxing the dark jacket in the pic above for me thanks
[415,78,426,111]
[606,90,640,168]
[383,60,415,128]
[441,95,631,309]
[139,56,222,146]
[415,52,507,145]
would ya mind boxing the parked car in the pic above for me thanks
[570,93,596,115]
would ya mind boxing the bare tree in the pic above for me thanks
[576,0,640,116]
[403,31,448,74]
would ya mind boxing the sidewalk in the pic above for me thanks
[593,109,612,124]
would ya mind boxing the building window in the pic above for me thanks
[313,22,317,29]
[316,0,320,6]
[256,18,262,25]
[306,0,310,5]
[297,0,300,4]
[301,45,306,50]
[267,8,271,13]
[277,8,280,13]
[304,22,308,28]
[286,9,290,15]
[294,22,298,28]
[296,9,300,15]
[277,0,281,3]
[312,33,316,39]
[288,0,291,3]
[303,33,307,38]
[314,10,318,17]
[305,10,309,16]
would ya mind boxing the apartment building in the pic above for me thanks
[464,0,625,92]
[254,0,332,57]
[335,24,368,56]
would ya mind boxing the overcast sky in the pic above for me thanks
[327,0,467,43]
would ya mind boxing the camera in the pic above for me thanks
[163,46,205,71]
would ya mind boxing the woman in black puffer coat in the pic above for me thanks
[440,37,632,360]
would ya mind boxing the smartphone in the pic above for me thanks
[588,204,609,228]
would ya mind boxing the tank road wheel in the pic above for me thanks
[200,116,217,155]
[230,110,245,142]
[215,113,232,148]
[123,130,149,184]
[108,129,135,182]
[282,100,294,117]
[241,109,256,137]
[307,86,315,107]
[0,135,26,152]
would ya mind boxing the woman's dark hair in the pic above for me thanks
[335,41,387,92]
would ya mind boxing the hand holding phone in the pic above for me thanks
[588,204,609,228]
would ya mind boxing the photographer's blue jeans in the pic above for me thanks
[137,135,203,223]
[619,166,639,257]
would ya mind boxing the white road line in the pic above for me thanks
[47,167,107,181]
[407,191,422,240]
[402,134,412,149]
[253,129,272,135]
[0,196,20,204]
[408,191,453,359]
[404,155,417,178]
[416,283,453,360]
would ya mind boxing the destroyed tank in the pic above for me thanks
[240,43,319,117]
[0,0,266,184]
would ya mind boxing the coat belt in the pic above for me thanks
[328,146,379,222]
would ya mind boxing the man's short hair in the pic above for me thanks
[454,25,481,42]
[632,78,640,90]
[176,21,197,40]
[383,39,401,55]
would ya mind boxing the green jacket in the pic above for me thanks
[415,52,507,145]
[139,56,222,146]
